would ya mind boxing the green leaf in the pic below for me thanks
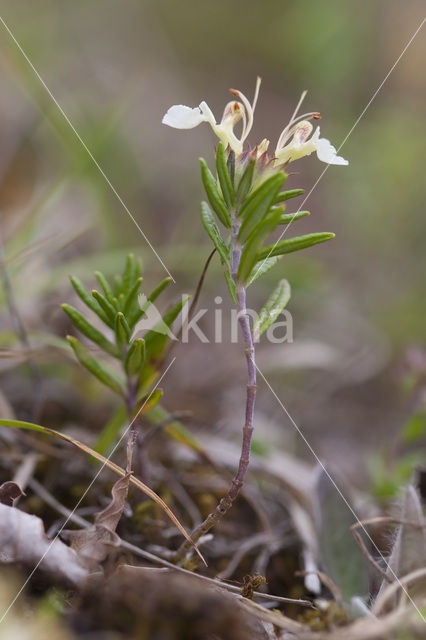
[125,338,146,376]
[235,159,255,204]
[317,470,369,603]
[94,405,127,456]
[278,211,310,224]
[91,290,116,327]
[123,277,143,316]
[199,158,231,228]
[273,188,304,204]
[227,150,235,186]
[146,403,205,454]
[111,275,123,297]
[238,173,286,242]
[67,335,125,395]
[147,277,172,304]
[129,276,171,326]
[257,232,335,260]
[252,279,291,340]
[237,207,283,284]
[133,388,163,417]
[62,303,119,357]
[144,295,190,363]
[115,312,131,347]
[216,142,234,209]
[402,412,426,444]
[246,256,283,286]
[122,253,136,291]
[95,271,114,303]
[224,269,237,304]
[70,276,110,326]
[200,201,230,265]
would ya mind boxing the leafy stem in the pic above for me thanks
[174,141,335,563]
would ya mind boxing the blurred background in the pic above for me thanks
[0,0,425,497]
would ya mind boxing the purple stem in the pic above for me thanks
[173,220,257,560]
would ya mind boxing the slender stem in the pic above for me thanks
[125,379,138,474]
[173,219,257,561]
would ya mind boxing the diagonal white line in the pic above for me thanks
[0,357,176,624]
[0,15,175,283]
[251,16,425,282]
[255,363,426,622]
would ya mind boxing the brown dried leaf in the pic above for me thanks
[0,481,23,506]
[0,503,87,585]
[63,474,131,570]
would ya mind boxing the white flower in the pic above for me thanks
[162,78,261,156]
[274,120,348,166]
[163,81,348,167]
[274,91,348,166]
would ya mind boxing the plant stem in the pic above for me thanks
[173,220,257,561]
[125,380,138,473]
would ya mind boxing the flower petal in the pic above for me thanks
[199,101,216,126]
[315,137,348,165]
[162,105,206,129]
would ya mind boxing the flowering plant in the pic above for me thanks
[163,79,348,558]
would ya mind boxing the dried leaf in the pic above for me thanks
[0,481,23,506]
[0,418,203,562]
[63,474,131,570]
[0,503,87,585]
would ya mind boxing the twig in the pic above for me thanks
[28,477,312,608]
[216,532,275,580]
[174,248,216,344]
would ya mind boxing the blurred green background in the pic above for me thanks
[0,0,425,487]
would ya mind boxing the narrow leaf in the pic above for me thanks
[235,159,255,204]
[94,271,114,303]
[253,279,291,340]
[258,232,335,260]
[94,405,127,457]
[199,158,231,228]
[238,173,286,242]
[122,253,135,291]
[67,336,125,395]
[144,294,190,362]
[216,142,234,209]
[123,277,143,316]
[91,290,116,327]
[224,269,237,304]
[133,388,163,417]
[70,276,110,326]
[273,188,304,204]
[237,207,283,284]
[115,312,131,347]
[246,256,283,286]
[62,304,119,357]
[125,338,145,376]
[200,201,230,265]
[129,277,171,326]
[146,403,205,454]
[279,211,310,224]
